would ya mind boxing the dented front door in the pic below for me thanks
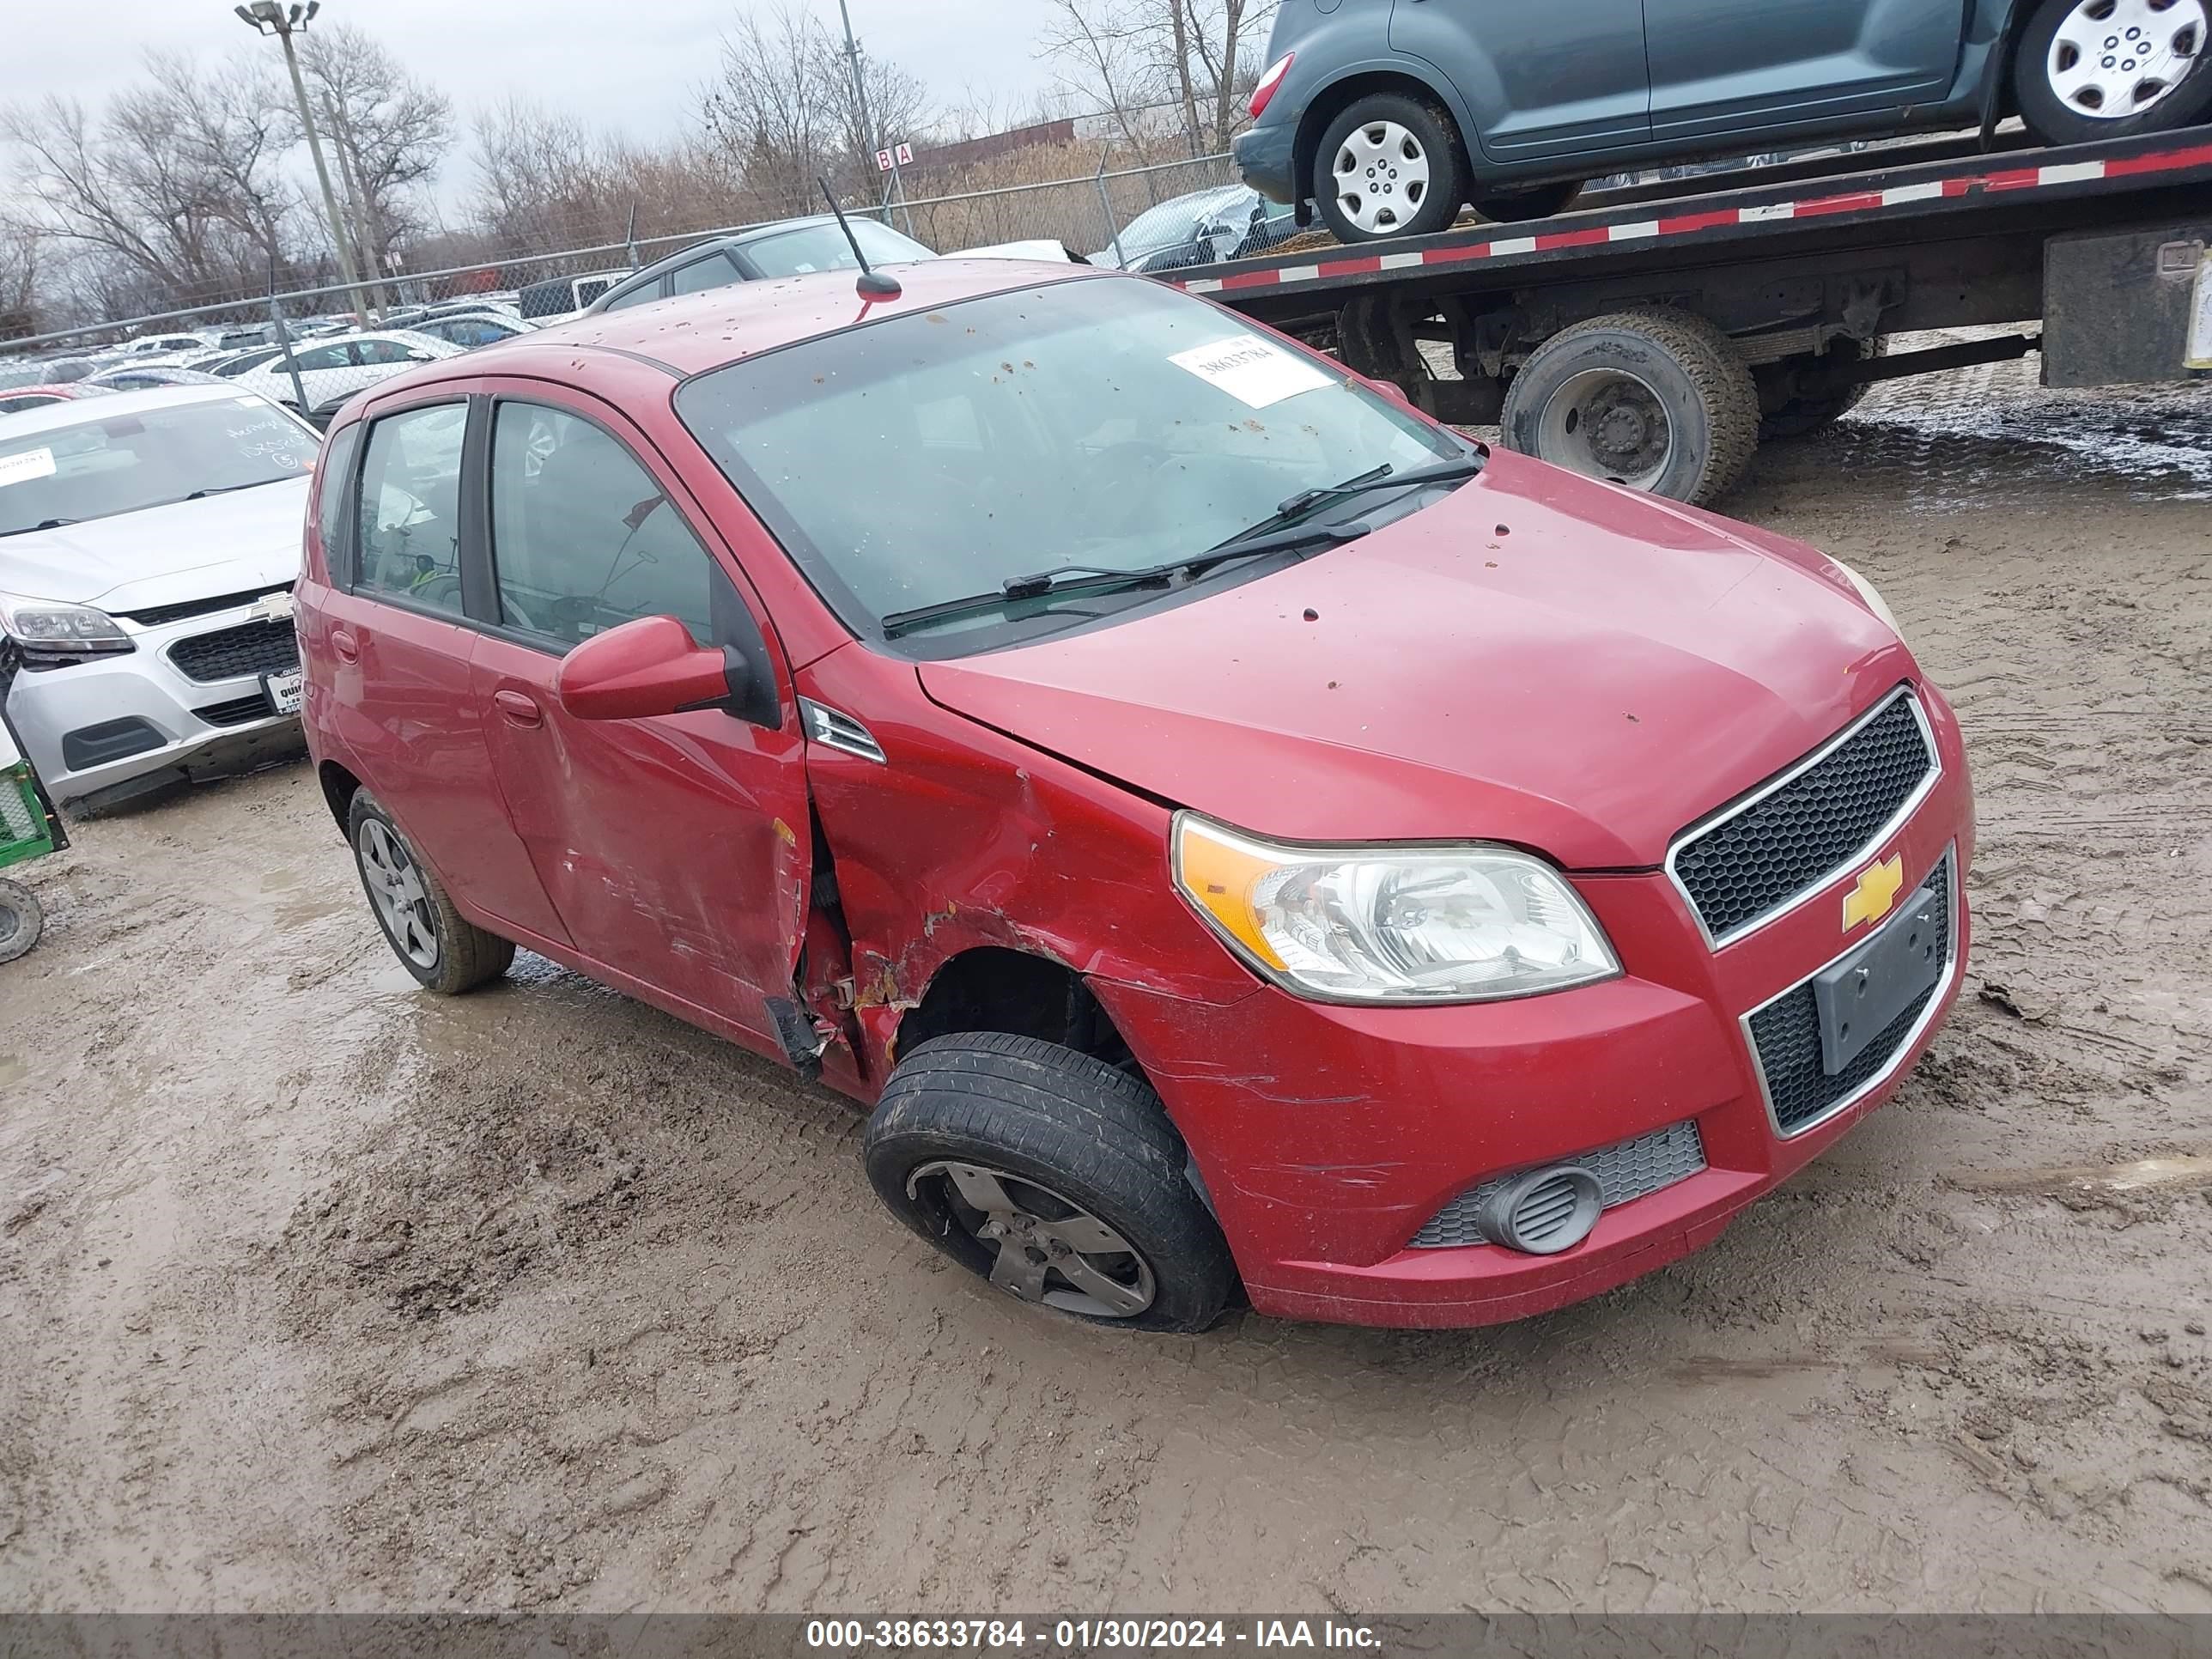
[465,385,811,1048]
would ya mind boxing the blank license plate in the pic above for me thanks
[1813,884,1943,1075]
[263,669,305,716]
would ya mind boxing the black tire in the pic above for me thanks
[864,1033,1234,1334]
[1312,94,1466,243]
[1474,179,1585,222]
[2013,0,2212,144]
[1759,336,1887,441]
[346,788,513,994]
[0,878,43,964]
[1500,307,1759,507]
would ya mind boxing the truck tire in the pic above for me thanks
[347,789,514,994]
[2014,0,2212,144]
[1501,308,1759,506]
[1313,94,1466,243]
[1474,179,1585,222]
[1759,337,1887,441]
[864,1033,1235,1334]
[0,878,43,963]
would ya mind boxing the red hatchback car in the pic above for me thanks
[297,257,1972,1333]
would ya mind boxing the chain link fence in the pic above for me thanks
[0,149,1276,428]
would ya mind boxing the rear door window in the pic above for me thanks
[666,254,738,296]
[352,403,469,616]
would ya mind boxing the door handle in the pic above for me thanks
[330,628,358,664]
[495,689,544,727]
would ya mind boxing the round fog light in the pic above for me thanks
[1475,1165,1602,1255]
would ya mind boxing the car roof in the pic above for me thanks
[377,258,1097,386]
[0,382,271,437]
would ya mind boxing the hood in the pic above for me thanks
[0,477,311,614]
[918,449,1916,870]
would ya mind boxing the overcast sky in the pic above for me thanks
[1,0,1060,204]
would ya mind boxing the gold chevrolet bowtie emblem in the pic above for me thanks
[1842,854,1904,932]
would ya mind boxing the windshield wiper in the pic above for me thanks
[881,520,1371,639]
[1257,453,1486,535]
[0,518,80,538]
[185,479,289,500]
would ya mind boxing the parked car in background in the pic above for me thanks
[0,386,320,812]
[1237,0,2212,240]
[0,384,114,416]
[516,270,629,322]
[84,364,233,392]
[115,331,216,358]
[227,330,461,418]
[585,217,935,313]
[297,259,1971,1334]
[1089,183,1300,273]
[404,312,535,349]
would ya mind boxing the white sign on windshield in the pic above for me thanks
[1170,332,1332,410]
[0,447,58,489]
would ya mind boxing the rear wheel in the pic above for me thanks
[1501,308,1759,506]
[1313,94,1466,243]
[347,789,513,994]
[864,1033,1234,1333]
[1474,179,1585,222]
[0,878,43,964]
[2014,0,2211,143]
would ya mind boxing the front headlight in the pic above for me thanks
[1172,814,1620,1004]
[1828,558,1900,636]
[0,596,135,656]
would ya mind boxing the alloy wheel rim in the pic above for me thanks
[357,819,440,969]
[1333,121,1431,235]
[1537,367,1674,490]
[2047,0,2203,118]
[908,1160,1158,1318]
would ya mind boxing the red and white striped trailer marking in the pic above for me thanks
[1171,142,2212,296]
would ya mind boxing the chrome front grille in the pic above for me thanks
[1668,688,1938,948]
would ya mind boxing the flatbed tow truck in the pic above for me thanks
[1164,127,2212,503]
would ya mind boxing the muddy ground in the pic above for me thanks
[2,356,2209,1614]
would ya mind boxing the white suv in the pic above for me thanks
[0,386,321,812]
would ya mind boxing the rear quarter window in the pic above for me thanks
[313,424,363,586]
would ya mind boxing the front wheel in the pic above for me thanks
[2014,0,2211,143]
[1312,94,1466,243]
[864,1033,1235,1333]
[1500,308,1759,506]
[0,878,43,963]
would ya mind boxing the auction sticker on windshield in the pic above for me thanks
[1170,333,1333,408]
[0,448,57,489]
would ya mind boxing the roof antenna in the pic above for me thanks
[818,175,902,300]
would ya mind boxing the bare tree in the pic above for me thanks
[1039,0,1276,150]
[0,224,39,337]
[295,22,455,264]
[702,7,835,215]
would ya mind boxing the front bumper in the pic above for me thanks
[5,603,304,811]
[1232,121,1297,206]
[1095,688,1975,1328]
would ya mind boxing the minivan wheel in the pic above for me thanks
[1313,94,1465,243]
[346,789,514,994]
[2014,0,2211,143]
[1501,307,1759,506]
[864,1033,1234,1333]
[1474,179,1585,222]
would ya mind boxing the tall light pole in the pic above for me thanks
[836,0,901,225]
[234,1,371,323]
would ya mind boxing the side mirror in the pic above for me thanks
[405,349,434,362]
[555,615,741,721]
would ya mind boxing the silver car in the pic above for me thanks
[0,386,320,812]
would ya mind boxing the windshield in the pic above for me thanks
[0,396,316,536]
[743,219,935,279]
[675,277,1459,650]
[1115,185,1255,258]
